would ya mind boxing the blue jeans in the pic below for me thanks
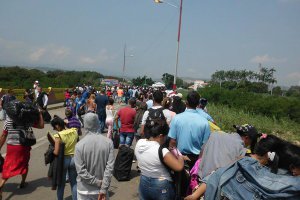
[57,156,77,200]
[139,175,175,200]
[97,110,106,133]
[120,132,134,146]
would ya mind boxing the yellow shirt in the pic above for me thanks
[54,128,78,156]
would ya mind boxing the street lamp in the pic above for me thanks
[122,44,134,83]
[154,0,183,90]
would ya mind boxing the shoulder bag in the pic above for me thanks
[19,127,36,147]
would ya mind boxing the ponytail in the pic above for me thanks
[268,152,279,173]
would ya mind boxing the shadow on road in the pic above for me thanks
[4,177,51,200]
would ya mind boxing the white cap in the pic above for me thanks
[35,80,39,83]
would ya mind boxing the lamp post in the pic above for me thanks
[154,0,183,90]
[122,44,134,83]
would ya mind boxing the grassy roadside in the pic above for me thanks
[207,104,300,143]
[178,89,300,143]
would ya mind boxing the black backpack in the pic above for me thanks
[158,143,191,200]
[145,107,166,138]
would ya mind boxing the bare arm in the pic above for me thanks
[114,115,119,129]
[184,183,207,200]
[163,152,184,172]
[0,132,7,150]
[53,138,61,156]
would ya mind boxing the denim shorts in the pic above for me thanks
[119,132,134,146]
[139,175,175,200]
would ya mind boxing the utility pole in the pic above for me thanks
[122,44,126,83]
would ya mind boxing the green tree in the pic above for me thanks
[132,76,154,86]
[273,86,283,96]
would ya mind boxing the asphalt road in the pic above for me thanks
[0,104,140,200]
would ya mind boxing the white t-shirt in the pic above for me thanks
[135,139,172,181]
[141,106,172,125]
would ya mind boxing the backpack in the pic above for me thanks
[158,143,191,199]
[145,107,166,138]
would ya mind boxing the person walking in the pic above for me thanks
[168,91,211,169]
[140,90,172,138]
[51,116,78,200]
[95,89,108,133]
[0,105,44,199]
[106,98,115,139]
[135,115,184,200]
[115,98,136,147]
[75,113,115,200]
[86,94,97,113]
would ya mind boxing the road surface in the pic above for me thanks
[0,103,140,200]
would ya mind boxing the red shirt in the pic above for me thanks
[118,107,136,133]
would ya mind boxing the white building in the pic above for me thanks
[189,80,208,90]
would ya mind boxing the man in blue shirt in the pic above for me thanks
[168,91,211,169]
[196,98,215,123]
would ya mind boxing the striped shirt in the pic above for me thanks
[3,117,29,145]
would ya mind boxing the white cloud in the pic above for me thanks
[52,46,70,58]
[29,48,46,61]
[80,56,96,64]
[79,49,115,65]
[250,54,286,64]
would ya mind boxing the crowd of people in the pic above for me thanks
[0,82,299,200]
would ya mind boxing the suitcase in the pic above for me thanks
[114,145,134,181]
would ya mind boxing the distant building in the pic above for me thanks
[188,80,208,90]
[101,79,119,86]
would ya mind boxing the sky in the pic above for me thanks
[0,0,300,86]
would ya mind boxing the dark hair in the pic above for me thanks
[51,115,65,130]
[199,98,208,108]
[153,90,163,104]
[235,124,261,153]
[138,102,148,111]
[171,96,186,114]
[129,98,136,107]
[144,118,169,138]
[108,98,114,105]
[162,97,172,110]
[254,135,283,173]
[254,134,300,174]
[187,91,200,108]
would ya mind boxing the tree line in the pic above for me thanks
[0,66,104,88]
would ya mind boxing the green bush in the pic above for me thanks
[198,87,300,123]
[207,103,300,143]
